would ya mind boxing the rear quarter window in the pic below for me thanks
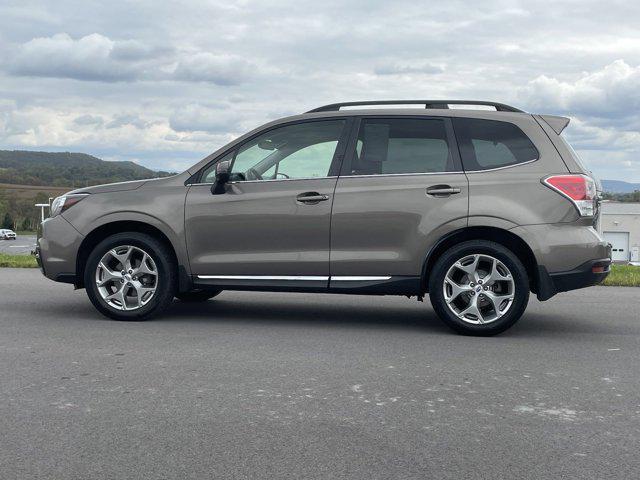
[453,118,538,171]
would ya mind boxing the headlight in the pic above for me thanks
[50,194,89,217]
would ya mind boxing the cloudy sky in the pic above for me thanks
[1,0,639,181]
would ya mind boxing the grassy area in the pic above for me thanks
[0,253,38,268]
[603,264,640,287]
[0,254,637,286]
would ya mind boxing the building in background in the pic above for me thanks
[599,202,640,263]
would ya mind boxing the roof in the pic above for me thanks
[306,100,524,113]
[601,202,640,215]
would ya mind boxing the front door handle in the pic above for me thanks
[426,185,461,197]
[296,192,330,204]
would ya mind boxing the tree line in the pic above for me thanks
[602,191,640,203]
[0,189,53,231]
[0,150,173,188]
[0,150,175,231]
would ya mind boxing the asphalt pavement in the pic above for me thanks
[1,268,639,479]
[0,235,37,255]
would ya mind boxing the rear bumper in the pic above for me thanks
[536,257,611,301]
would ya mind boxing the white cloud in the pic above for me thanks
[520,60,640,119]
[0,1,639,181]
[105,114,154,129]
[169,103,243,133]
[7,33,142,82]
[374,62,444,76]
[172,52,253,85]
[73,114,104,126]
[4,33,251,85]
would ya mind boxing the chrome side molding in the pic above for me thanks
[196,275,392,281]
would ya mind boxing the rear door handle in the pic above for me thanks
[426,185,461,197]
[296,192,330,203]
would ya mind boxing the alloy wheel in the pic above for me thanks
[442,253,515,325]
[95,245,158,311]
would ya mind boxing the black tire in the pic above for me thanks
[428,240,530,336]
[175,289,222,302]
[84,232,177,321]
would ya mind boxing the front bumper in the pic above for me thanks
[37,215,84,283]
[536,257,611,301]
[34,243,44,274]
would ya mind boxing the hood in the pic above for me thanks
[67,179,150,195]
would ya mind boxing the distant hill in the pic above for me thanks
[0,150,174,188]
[601,180,640,193]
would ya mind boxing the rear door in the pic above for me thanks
[329,116,469,290]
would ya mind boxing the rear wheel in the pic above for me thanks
[84,232,177,321]
[428,240,530,336]
[175,289,221,302]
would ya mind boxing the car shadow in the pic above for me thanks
[161,294,640,337]
[28,290,639,338]
[161,294,451,334]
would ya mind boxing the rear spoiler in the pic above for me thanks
[539,114,570,135]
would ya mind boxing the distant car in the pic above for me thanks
[0,229,17,240]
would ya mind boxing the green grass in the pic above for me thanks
[603,264,640,287]
[0,254,637,286]
[0,254,38,268]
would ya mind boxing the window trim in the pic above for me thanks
[451,117,540,173]
[190,117,354,185]
[339,115,463,177]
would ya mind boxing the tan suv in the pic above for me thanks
[36,100,611,335]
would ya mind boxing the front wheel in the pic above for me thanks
[84,232,177,321]
[428,240,530,336]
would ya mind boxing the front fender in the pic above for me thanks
[62,183,190,273]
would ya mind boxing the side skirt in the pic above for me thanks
[193,275,422,296]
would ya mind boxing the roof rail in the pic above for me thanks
[306,100,524,113]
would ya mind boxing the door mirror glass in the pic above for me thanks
[211,160,232,194]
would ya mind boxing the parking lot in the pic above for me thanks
[0,235,36,255]
[1,268,639,479]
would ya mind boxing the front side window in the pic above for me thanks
[453,118,538,171]
[349,118,454,175]
[225,120,345,181]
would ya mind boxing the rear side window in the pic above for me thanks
[349,118,455,175]
[453,118,538,171]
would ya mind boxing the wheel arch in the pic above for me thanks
[75,220,191,292]
[422,226,539,294]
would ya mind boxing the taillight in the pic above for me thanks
[542,174,596,217]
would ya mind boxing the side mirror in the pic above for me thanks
[211,160,232,195]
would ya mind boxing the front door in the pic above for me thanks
[330,116,469,290]
[185,118,350,288]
